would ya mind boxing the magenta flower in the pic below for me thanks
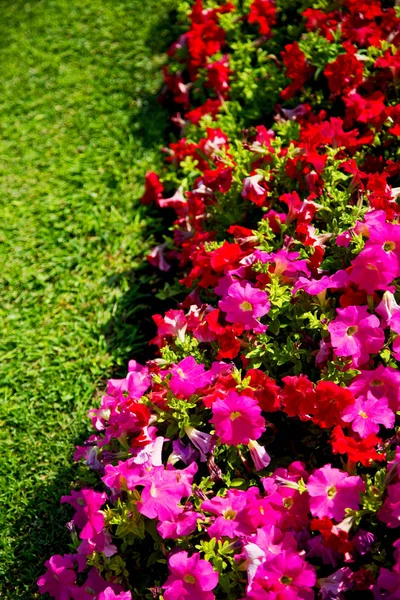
[137,463,197,522]
[328,305,385,367]
[201,489,253,539]
[349,364,400,412]
[219,281,270,333]
[378,482,400,528]
[349,247,398,294]
[375,568,400,599]
[247,550,316,600]
[162,551,218,600]
[307,464,365,521]
[341,391,395,438]
[98,589,132,600]
[37,555,78,600]
[167,356,212,397]
[60,489,107,540]
[157,508,201,539]
[210,391,266,446]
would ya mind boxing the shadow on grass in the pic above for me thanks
[1,464,98,598]
[0,6,184,598]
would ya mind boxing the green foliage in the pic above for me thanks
[105,493,145,548]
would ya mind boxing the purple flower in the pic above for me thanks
[219,281,270,333]
[162,551,218,600]
[341,391,395,437]
[307,464,365,521]
[353,529,375,555]
[319,567,354,599]
[169,438,198,465]
[328,305,385,367]
[185,426,215,461]
[167,356,212,397]
[375,568,400,600]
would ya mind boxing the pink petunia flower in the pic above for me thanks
[157,508,201,539]
[219,281,270,333]
[349,364,400,413]
[307,464,365,521]
[341,391,395,438]
[201,489,254,539]
[247,550,316,600]
[162,551,218,600]
[137,463,197,522]
[98,589,132,600]
[348,247,398,294]
[167,356,212,397]
[378,482,400,528]
[60,489,107,540]
[210,391,266,446]
[248,439,271,470]
[37,555,80,600]
[327,305,385,367]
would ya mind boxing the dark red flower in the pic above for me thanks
[330,426,385,466]
[281,42,313,101]
[324,48,364,96]
[203,164,233,193]
[280,374,316,420]
[141,171,164,205]
[246,368,280,412]
[248,0,276,38]
[312,381,355,429]
[185,98,222,125]
[209,241,243,272]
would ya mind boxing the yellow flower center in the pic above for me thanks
[229,411,241,421]
[371,379,383,387]
[384,241,396,252]
[280,576,292,585]
[347,326,358,336]
[359,410,368,419]
[223,509,237,520]
[183,575,196,585]
[240,301,253,312]
[327,485,337,499]
[283,497,294,509]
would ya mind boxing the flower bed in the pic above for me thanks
[39,1,400,598]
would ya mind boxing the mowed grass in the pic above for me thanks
[0,0,177,596]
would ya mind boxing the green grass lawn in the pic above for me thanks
[0,0,177,596]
